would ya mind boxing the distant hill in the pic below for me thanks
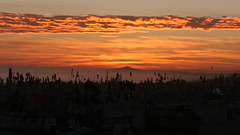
[110,66,139,71]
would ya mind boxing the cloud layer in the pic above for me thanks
[0,12,240,34]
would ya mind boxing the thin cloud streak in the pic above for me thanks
[0,12,240,34]
[0,35,240,72]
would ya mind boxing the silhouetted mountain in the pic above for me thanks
[110,66,139,71]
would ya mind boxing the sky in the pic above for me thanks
[0,0,240,81]
[1,0,240,17]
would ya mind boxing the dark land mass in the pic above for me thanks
[0,68,240,135]
[110,66,139,71]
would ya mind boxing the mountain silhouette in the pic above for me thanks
[110,66,139,71]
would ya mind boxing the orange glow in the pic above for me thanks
[0,12,240,34]
[0,34,240,72]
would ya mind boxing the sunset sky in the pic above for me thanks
[0,0,240,80]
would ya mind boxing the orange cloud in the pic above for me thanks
[0,12,239,34]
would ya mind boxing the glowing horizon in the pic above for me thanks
[0,30,240,72]
[0,9,239,77]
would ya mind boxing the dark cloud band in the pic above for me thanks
[0,12,239,34]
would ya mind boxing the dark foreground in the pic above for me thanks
[0,68,240,134]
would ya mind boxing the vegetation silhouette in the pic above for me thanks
[0,68,240,134]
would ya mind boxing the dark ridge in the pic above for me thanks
[110,66,139,71]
